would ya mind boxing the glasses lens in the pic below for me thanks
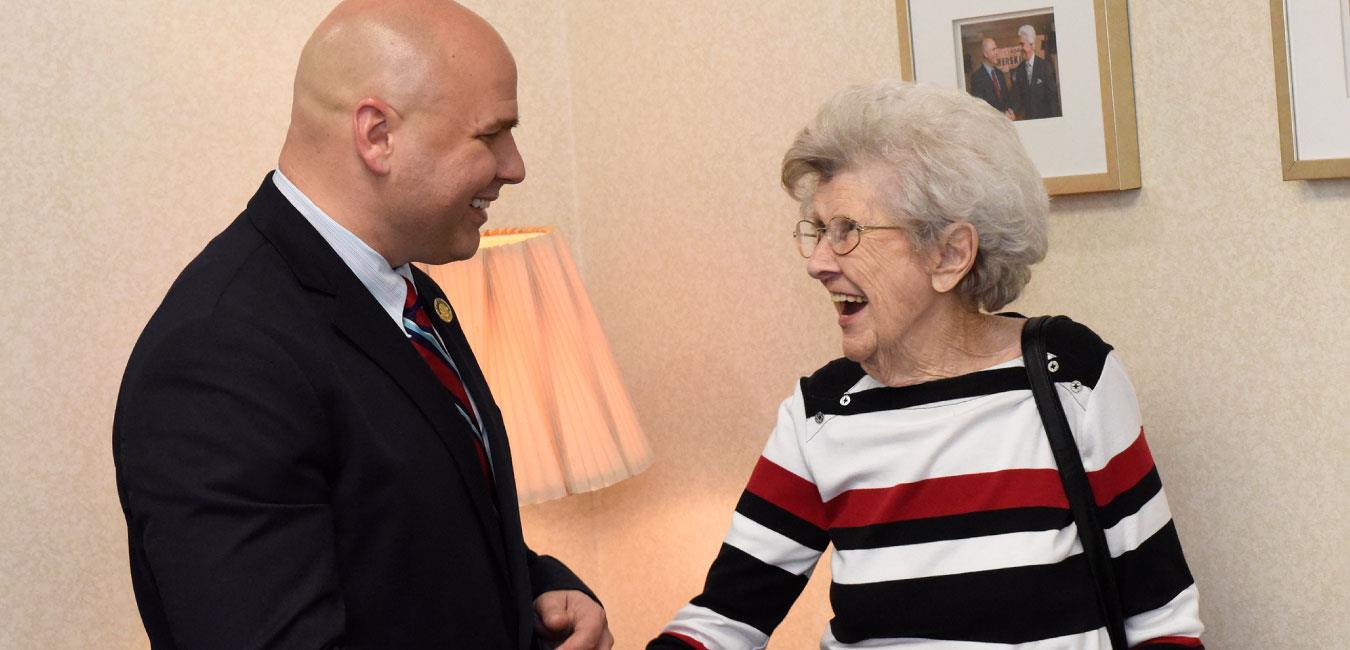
[793,221,817,258]
[827,217,861,255]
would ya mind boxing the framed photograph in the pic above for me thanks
[894,0,1139,195]
[1270,0,1350,180]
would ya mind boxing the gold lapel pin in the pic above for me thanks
[432,297,455,323]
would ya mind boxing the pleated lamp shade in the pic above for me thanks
[424,227,653,504]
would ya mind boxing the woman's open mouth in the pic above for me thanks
[831,292,868,325]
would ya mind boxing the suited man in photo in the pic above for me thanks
[1011,24,1062,120]
[968,37,1015,119]
[112,1,612,648]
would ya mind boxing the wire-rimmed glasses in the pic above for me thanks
[793,216,906,258]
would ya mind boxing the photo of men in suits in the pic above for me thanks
[112,1,612,648]
[1011,24,1062,120]
[959,12,1062,123]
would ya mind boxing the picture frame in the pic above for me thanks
[1269,0,1350,180]
[894,0,1140,195]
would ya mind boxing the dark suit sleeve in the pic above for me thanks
[527,549,601,606]
[116,315,345,649]
[969,68,1010,113]
[969,71,992,108]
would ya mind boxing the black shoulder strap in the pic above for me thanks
[1022,316,1129,650]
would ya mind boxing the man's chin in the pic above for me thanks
[422,234,482,265]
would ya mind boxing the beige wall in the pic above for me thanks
[3,1,1345,648]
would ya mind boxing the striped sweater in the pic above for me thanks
[651,319,1203,649]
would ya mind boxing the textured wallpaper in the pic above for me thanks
[3,1,1346,648]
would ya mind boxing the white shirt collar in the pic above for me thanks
[271,168,413,332]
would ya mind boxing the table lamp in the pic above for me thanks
[423,227,653,504]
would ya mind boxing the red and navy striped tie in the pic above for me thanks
[402,278,494,487]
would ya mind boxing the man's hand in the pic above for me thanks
[533,589,613,650]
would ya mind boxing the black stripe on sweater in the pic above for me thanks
[1098,466,1163,530]
[827,521,1196,644]
[828,470,1164,552]
[800,317,1113,418]
[735,490,830,551]
[805,367,1029,417]
[1117,521,1196,616]
[690,543,809,636]
[830,506,1073,550]
[827,553,1103,644]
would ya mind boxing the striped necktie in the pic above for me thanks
[402,278,494,486]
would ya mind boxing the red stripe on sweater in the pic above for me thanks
[824,467,1069,527]
[1135,636,1203,648]
[745,457,828,530]
[1086,427,1156,507]
[749,429,1156,531]
[661,632,709,650]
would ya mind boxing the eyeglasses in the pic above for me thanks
[793,216,906,258]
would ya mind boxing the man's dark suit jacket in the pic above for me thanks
[968,64,1010,113]
[1011,55,1061,120]
[113,174,593,649]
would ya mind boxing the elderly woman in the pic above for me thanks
[648,81,1204,649]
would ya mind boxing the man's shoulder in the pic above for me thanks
[163,213,286,316]
[134,203,314,359]
[158,176,331,323]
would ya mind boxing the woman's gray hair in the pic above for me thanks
[781,80,1049,312]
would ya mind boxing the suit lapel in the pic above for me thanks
[327,283,509,552]
[246,174,511,582]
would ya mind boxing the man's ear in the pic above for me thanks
[930,222,979,294]
[354,97,398,175]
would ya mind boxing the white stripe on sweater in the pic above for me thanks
[820,625,1115,649]
[1125,584,1205,645]
[724,512,822,576]
[803,390,1057,501]
[1105,488,1174,558]
[832,525,1084,584]
[663,603,767,650]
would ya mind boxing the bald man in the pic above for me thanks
[968,37,1015,119]
[113,2,611,648]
